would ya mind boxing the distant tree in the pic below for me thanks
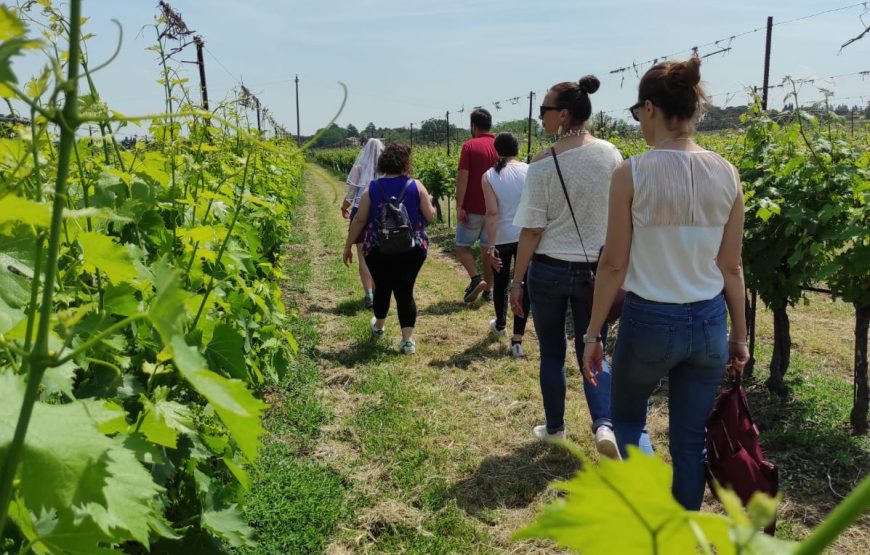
[697,104,749,131]
[346,123,359,138]
[415,118,467,146]
[865,103,870,119]
[419,118,447,144]
[363,122,377,139]
[493,118,541,136]
[588,111,630,136]
[834,104,851,116]
[313,123,346,148]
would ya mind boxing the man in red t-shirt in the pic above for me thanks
[456,108,498,303]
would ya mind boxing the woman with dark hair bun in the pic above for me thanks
[481,132,529,357]
[510,75,624,458]
[582,56,749,509]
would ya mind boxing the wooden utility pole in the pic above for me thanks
[762,16,773,110]
[526,91,534,162]
[255,99,261,133]
[193,36,209,111]
[295,74,301,145]
[446,110,450,156]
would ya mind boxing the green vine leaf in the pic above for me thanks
[77,231,137,284]
[170,335,266,462]
[148,260,187,344]
[0,372,161,547]
[205,323,247,380]
[0,194,51,227]
[516,446,735,554]
[200,505,255,548]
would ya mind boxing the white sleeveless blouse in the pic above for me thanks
[623,149,739,304]
[484,161,527,245]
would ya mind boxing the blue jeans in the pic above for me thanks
[527,260,612,434]
[611,292,728,510]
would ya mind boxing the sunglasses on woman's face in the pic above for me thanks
[539,105,560,119]
[629,99,654,122]
[628,101,644,121]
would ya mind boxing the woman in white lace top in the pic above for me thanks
[510,75,622,459]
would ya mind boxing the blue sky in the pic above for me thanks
[14,1,870,134]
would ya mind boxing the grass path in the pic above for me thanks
[285,164,598,553]
[244,164,869,554]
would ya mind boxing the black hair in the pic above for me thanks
[470,108,492,132]
[550,75,601,126]
[493,132,519,173]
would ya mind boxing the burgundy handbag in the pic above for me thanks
[705,375,779,534]
[549,148,625,323]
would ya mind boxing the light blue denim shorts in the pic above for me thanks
[455,213,489,247]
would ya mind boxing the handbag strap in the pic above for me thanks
[550,147,591,266]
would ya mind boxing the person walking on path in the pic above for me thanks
[343,142,436,355]
[455,108,498,304]
[342,138,384,309]
[510,75,622,458]
[582,56,750,510]
[482,132,530,358]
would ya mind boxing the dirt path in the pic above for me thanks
[295,164,607,553]
[281,164,869,554]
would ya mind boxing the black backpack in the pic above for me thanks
[374,178,416,255]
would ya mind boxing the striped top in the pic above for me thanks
[623,149,740,304]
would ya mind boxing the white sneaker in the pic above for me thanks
[400,339,416,355]
[595,426,621,460]
[510,342,524,358]
[370,316,384,338]
[533,424,566,442]
[489,319,507,336]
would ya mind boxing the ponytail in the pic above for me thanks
[493,132,520,174]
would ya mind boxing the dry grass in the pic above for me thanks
[284,164,869,554]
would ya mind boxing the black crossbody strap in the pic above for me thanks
[550,148,591,266]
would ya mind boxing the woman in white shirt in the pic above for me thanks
[511,75,621,459]
[342,138,384,308]
[582,56,750,510]
[482,132,529,358]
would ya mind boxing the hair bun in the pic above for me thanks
[577,75,600,95]
[666,57,702,88]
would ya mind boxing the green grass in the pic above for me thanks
[242,164,870,553]
[243,455,346,554]
[748,344,869,505]
[237,176,349,553]
[369,506,496,555]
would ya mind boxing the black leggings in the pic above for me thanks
[365,247,427,328]
[491,242,530,336]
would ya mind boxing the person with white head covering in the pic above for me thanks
[342,138,385,308]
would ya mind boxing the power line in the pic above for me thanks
[774,2,868,26]
[405,2,869,128]
[203,45,237,81]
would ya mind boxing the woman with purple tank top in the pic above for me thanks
[343,142,436,355]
